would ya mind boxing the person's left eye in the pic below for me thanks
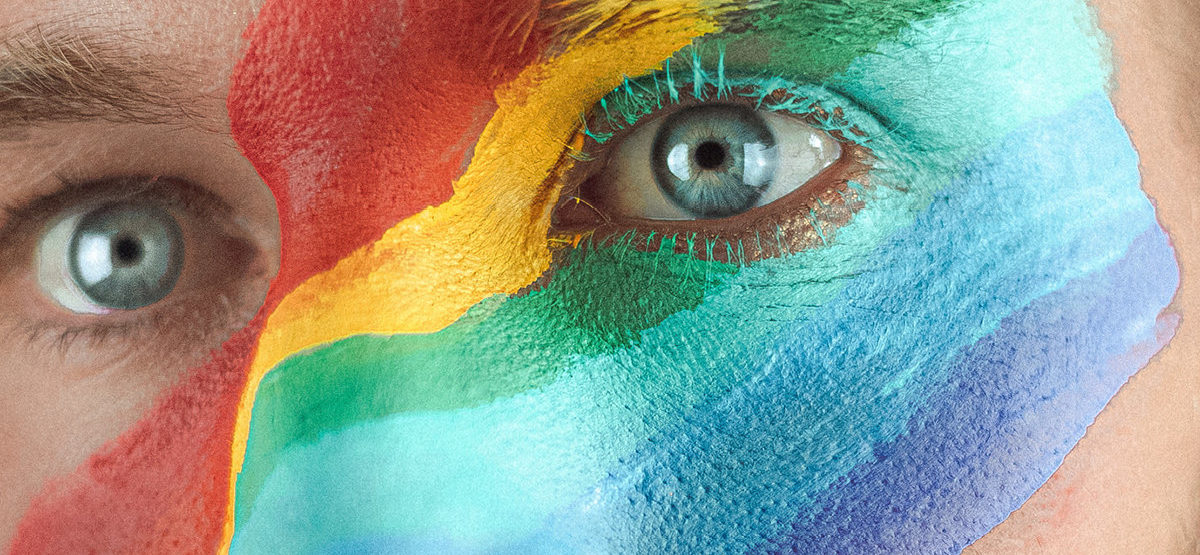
[578,102,841,221]
[551,69,876,261]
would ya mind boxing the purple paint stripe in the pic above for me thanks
[758,225,1180,554]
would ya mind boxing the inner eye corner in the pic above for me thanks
[550,170,614,231]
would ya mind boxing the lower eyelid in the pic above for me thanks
[551,142,873,263]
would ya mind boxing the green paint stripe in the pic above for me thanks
[235,237,737,524]
[716,0,963,79]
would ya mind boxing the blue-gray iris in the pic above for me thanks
[67,202,184,310]
[650,104,779,218]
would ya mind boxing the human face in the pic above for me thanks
[1,0,1197,552]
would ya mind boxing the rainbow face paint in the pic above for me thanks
[11,0,1180,552]
[227,0,1181,550]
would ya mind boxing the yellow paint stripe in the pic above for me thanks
[220,2,726,551]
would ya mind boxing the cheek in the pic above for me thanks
[0,351,158,544]
[7,318,265,552]
[230,92,1179,554]
[751,94,1180,551]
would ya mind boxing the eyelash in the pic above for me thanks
[577,50,875,145]
[20,308,162,355]
[551,48,880,263]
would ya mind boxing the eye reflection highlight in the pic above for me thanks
[651,103,779,218]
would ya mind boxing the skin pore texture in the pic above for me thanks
[0,0,1196,554]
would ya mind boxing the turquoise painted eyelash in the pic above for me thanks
[580,45,886,150]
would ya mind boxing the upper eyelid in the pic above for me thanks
[0,175,235,271]
[581,68,883,152]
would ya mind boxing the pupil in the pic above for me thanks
[694,141,726,170]
[113,236,143,265]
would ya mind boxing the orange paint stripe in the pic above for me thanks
[221,3,727,550]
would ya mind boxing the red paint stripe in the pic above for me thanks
[10,317,262,554]
[230,0,549,304]
[11,0,550,551]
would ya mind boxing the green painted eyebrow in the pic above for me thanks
[540,0,962,81]
[713,0,963,79]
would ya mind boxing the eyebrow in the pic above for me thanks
[0,23,204,132]
[539,1,761,45]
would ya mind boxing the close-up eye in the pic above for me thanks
[588,102,840,220]
[0,175,274,357]
[37,201,185,314]
[552,75,876,261]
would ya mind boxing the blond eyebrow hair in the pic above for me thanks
[0,23,204,131]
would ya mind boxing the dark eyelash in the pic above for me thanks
[577,49,874,147]
[9,278,249,358]
[2,173,230,228]
[19,315,154,356]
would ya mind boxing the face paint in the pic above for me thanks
[227,0,1179,552]
[12,0,1180,552]
[226,1,1180,551]
[11,0,555,551]
[225,0,723,549]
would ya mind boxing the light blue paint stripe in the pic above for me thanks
[517,92,1162,553]
[759,225,1178,554]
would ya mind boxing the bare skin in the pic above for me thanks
[0,0,276,542]
[0,0,1196,550]
[969,0,1200,551]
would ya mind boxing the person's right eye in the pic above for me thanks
[38,198,185,314]
[0,175,273,362]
